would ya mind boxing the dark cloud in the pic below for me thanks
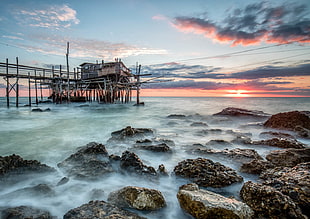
[173,2,310,46]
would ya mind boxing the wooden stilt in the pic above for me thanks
[6,58,9,108]
[28,72,31,106]
[16,57,19,108]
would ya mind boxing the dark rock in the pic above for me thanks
[120,151,157,177]
[107,186,166,211]
[63,200,146,219]
[1,206,54,219]
[264,111,310,137]
[109,154,121,161]
[213,107,269,117]
[134,143,172,153]
[57,142,113,179]
[173,158,243,188]
[136,139,152,144]
[252,138,306,149]
[0,154,55,181]
[260,162,310,216]
[240,159,275,174]
[157,164,169,176]
[266,148,310,167]
[206,139,233,148]
[32,108,43,112]
[259,131,295,139]
[240,181,307,219]
[110,126,154,141]
[167,114,186,119]
[177,183,254,219]
[1,184,55,200]
[190,122,208,127]
[56,177,69,186]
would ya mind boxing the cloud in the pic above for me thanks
[13,4,79,29]
[152,14,168,21]
[172,2,310,46]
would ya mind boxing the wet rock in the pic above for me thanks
[240,159,275,174]
[89,188,105,200]
[260,162,310,216]
[173,158,243,188]
[177,183,254,219]
[266,148,310,167]
[167,114,186,119]
[240,181,306,219]
[111,126,154,140]
[63,200,146,219]
[1,206,55,219]
[120,151,157,177]
[231,135,252,145]
[264,111,310,137]
[136,139,152,144]
[31,108,51,112]
[213,107,269,117]
[57,142,113,179]
[259,131,295,139]
[157,164,169,176]
[108,186,166,211]
[134,143,172,153]
[206,139,233,148]
[191,148,263,164]
[0,154,55,181]
[1,184,55,200]
[56,177,69,186]
[252,138,306,149]
[190,122,208,127]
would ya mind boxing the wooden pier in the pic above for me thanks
[0,57,145,107]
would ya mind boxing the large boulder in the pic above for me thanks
[240,159,275,174]
[1,206,54,219]
[260,162,310,216]
[57,142,113,179]
[133,143,172,153]
[120,151,157,177]
[110,126,154,141]
[252,138,306,149]
[240,181,306,219]
[63,200,146,219]
[107,186,166,211]
[1,184,55,200]
[173,158,243,187]
[0,154,55,183]
[177,183,254,219]
[264,111,310,137]
[266,148,310,167]
[213,107,269,117]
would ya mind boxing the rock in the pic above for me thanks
[1,184,55,200]
[240,181,306,219]
[31,108,51,112]
[240,159,275,174]
[167,114,186,119]
[213,107,269,117]
[110,126,154,140]
[63,200,146,219]
[157,164,169,176]
[190,122,208,127]
[173,158,243,188]
[0,154,55,182]
[260,162,310,216]
[1,206,54,219]
[177,183,254,219]
[259,131,295,139]
[266,148,310,167]
[57,142,113,179]
[89,189,105,200]
[134,143,172,153]
[56,177,69,186]
[264,111,310,137]
[120,151,157,177]
[108,186,166,211]
[252,138,306,149]
[191,148,262,164]
[206,139,233,148]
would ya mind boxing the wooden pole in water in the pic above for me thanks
[35,69,38,105]
[6,58,9,108]
[28,72,31,106]
[16,57,19,107]
[66,42,70,102]
[136,64,141,105]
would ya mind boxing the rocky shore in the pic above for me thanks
[0,108,309,219]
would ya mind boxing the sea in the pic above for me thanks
[0,96,309,218]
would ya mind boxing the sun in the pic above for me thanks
[225,90,251,97]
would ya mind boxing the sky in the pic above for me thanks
[0,0,310,97]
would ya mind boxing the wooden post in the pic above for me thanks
[66,42,70,102]
[136,64,141,105]
[28,72,31,106]
[6,58,9,108]
[40,75,43,101]
[16,57,19,107]
[35,69,38,105]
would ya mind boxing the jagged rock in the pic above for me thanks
[259,131,295,139]
[260,162,310,216]
[177,183,254,219]
[157,164,168,176]
[108,186,166,211]
[0,154,55,182]
[1,206,54,219]
[240,181,307,219]
[173,158,243,188]
[206,139,233,147]
[191,148,262,164]
[1,184,55,200]
[266,148,310,167]
[110,126,154,140]
[57,142,113,179]
[213,107,269,117]
[56,177,69,186]
[252,138,306,149]
[240,159,275,174]
[167,114,186,119]
[120,151,157,177]
[190,122,208,127]
[134,143,172,153]
[264,111,310,137]
[63,200,146,219]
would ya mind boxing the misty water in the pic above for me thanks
[0,97,310,218]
